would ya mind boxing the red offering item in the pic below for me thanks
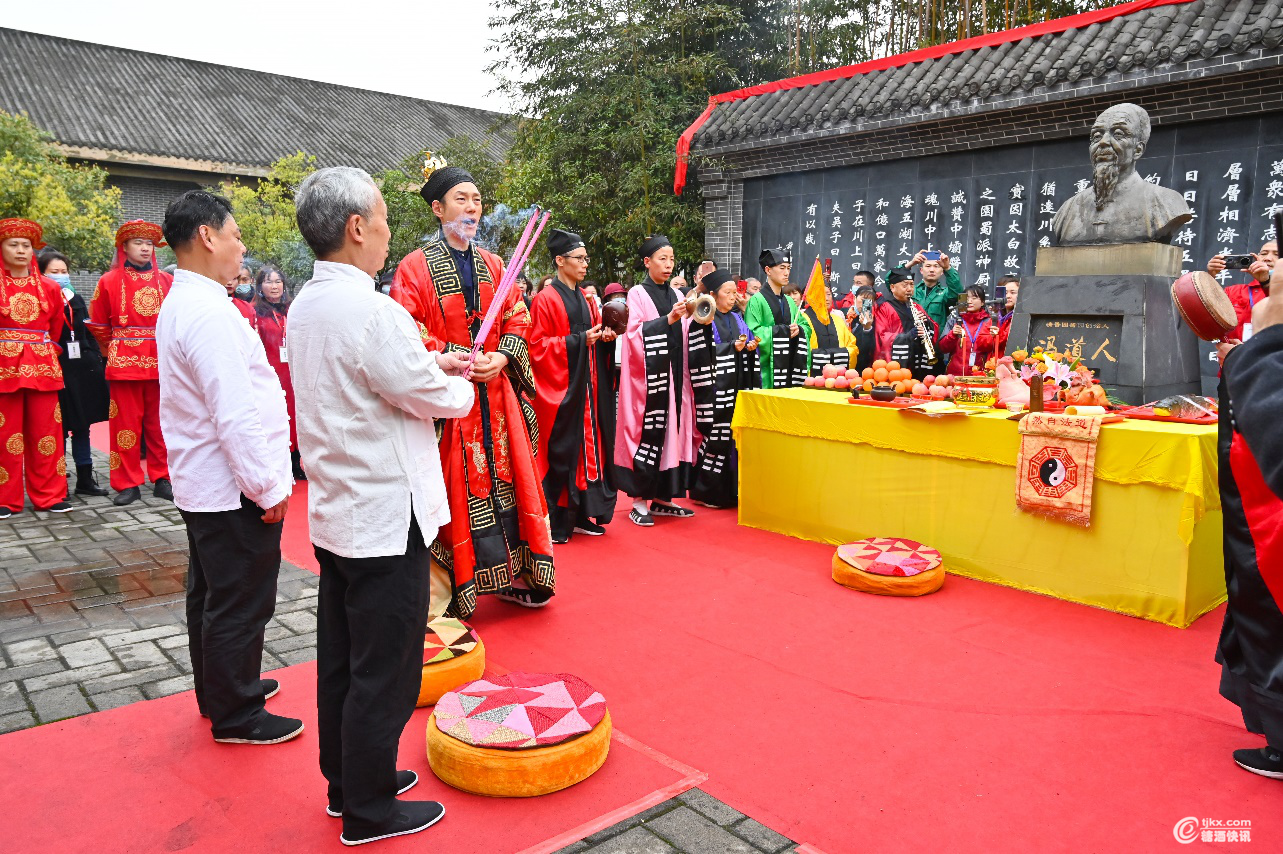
[1171,271,1237,342]
[846,396,917,408]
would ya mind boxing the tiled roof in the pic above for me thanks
[692,0,1283,154]
[0,28,512,173]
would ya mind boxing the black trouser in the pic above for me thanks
[180,494,282,733]
[316,515,430,831]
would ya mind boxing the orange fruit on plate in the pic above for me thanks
[872,359,887,370]
[873,367,889,382]
[862,379,874,391]
[861,368,874,380]
[887,361,900,371]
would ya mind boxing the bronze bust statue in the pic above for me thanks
[1051,103,1192,246]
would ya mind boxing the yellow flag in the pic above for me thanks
[802,256,830,326]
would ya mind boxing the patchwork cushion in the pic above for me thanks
[832,538,945,597]
[835,538,942,577]
[424,617,480,664]
[434,673,607,750]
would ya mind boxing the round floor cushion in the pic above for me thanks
[832,537,945,597]
[426,672,611,797]
[417,617,486,708]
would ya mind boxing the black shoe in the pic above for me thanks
[291,449,308,482]
[573,520,606,536]
[340,800,445,846]
[212,713,304,744]
[495,586,554,609]
[327,770,419,817]
[628,509,654,527]
[40,501,73,513]
[0,507,14,519]
[650,501,694,518]
[152,478,173,501]
[1233,746,1283,779]
[113,486,141,506]
[552,531,570,545]
[74,465,109,497]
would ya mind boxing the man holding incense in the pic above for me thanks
[391,159,555,616]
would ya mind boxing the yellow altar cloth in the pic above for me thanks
[732,388,1224,627]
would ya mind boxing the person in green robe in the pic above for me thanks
[745,247,809,388]
[890,250,963,331]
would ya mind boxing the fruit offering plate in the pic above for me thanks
[1119,405,1217,425]
[846,396,918,408]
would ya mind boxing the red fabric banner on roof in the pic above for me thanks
[673,0,1196,195]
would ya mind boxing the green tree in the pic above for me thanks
[0,110,121,270]
[216,152,318,286]
[490,0,743,283]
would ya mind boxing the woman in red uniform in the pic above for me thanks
[0,218,70,517]
[939,285,998,377]
[251,266,304,480]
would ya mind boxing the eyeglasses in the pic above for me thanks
[563,254,589,263]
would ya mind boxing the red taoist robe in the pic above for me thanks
[528,278,616,522]
[391,236,553,617]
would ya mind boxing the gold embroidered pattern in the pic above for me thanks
[109,451,121,471]
[53,403,61,424]
[0,465,7,485]
[495,478,516,510]
[91,284,101,303]
[467,494,496,530]
[37,435,56,456]
[0,342,20,358]
[0,364,62,381]
[5,433,23,456]
[7,293,39,324]
[56,457,66,476]
[109,399,118,419]
[494,412,511,480]
[107,354,159,371]
[132,286,162,317]
[117,429,138,451]
[29,344,50,357]
[0,412,4,428]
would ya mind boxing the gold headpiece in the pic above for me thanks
[422,151,449,181]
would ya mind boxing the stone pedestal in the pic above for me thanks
[1007,244,1200,404]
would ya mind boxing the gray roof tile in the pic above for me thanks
[0,28,512,172]
[692,0,1280,153]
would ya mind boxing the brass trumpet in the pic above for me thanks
[685,292,716,325]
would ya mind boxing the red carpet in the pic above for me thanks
[0,661,700,854]
[66,435,1280,850]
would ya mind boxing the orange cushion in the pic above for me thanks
[832,538,945,597]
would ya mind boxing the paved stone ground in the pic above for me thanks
[0,460,319,733]
[0,455,799,853]
[555,789,799,853]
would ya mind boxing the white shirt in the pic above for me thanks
[157,269,293,513]
[288,260,474,559]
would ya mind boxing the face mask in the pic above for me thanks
[48,273,71,287]
[234,284,254,301]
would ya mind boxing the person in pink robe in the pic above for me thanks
[613,235,696,527]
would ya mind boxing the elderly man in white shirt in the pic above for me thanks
[288,166,473,847]
[156,190,301,746]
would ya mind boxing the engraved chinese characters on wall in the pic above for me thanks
[741,114,1282,292]
[1027,317,1124,384]
[739,114,1281,393]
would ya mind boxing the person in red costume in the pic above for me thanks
[529,228,617,544]
[390,161,554,617]
[87,220,173,505]
[1208,240,1277,366]
[251,266,304,481]
[872,268,941,379]
[0,218,70,517]
[939,285,998,376]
